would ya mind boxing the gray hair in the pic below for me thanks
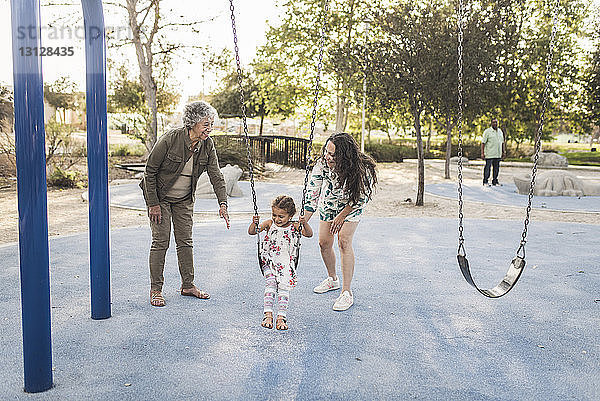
[182,101,218,129]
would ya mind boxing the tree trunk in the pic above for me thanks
[335,0,356,133]
[425,115,432,153]
[444,119,452,179]
[411,99,425,206]
[335,94,347,132]
[259,113,265,136]
[127,0,159,150]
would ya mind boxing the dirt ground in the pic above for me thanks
[0,161,598,245]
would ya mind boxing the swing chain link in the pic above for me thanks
[456,0,465,256]
[299,0,330,234]
[518,0,559,258]
[229,0,258,224]
[294,0,330,268]
[457,0,559,260]
[229,0,264,272]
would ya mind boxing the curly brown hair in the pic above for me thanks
[271,195,296,217]
[321,132,377,206]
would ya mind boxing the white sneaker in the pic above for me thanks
[333,290,353,311]
[313,276,340,294]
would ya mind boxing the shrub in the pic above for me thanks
[364,143,410,162]
[109,143,145,157]
[212,136,252,170]
[47,167,86,188]
[435,141,481,160]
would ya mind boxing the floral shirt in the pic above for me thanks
[260,222,300,289]
[304,159,372,222]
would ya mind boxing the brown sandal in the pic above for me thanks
[180,287,210,299]
[276,316,288,331]
[150,290,165,307]
[261,313,273,329]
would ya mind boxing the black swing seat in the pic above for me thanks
[457,255,526,298]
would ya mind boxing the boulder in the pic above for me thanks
[196,164,244,198]
[534,152,568,168]
[513,170,600,197]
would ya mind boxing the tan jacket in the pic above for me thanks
[139,127,227,207]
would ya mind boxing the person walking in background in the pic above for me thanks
[481,118,506,186]
[140,101,230,307]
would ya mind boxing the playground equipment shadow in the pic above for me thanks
[0,218,599,400]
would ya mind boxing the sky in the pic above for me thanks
[1,0,599,103]
[0,0,282,101]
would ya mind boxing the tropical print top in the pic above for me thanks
[304,159,372,222]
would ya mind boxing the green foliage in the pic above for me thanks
[585,25,600,129]
[561,151,600,166]
[47,167,85,188]
[0,84,15,173]
[44,77,82,124]
[108,65,180,146]
[0,84,13,132]
[210,58,301,134]
[44,118,78,165]
[435,141,482,160]
[211,135,254,170]
[109,144,146,157]
[364,143,410,162]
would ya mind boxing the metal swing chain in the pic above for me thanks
[229,0,263,271]
[456,0,466,256]
[229,0,259,220]
[517,0,559,259]
[293,0,330,269]
[457,0,559,259]
[299,0,330,235]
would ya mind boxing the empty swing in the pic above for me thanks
[454,0,560,298]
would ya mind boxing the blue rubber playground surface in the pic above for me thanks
[85,181,304,214]
[1,217,599,400]
[426,181,600,213]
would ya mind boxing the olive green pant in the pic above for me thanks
[149,198,195,292]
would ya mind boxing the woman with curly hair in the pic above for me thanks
[303,132,377,311]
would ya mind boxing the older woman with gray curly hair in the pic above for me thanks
[140,100,230,307]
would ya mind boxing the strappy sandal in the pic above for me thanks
[276,316,288,331]
[150,290,165,307]
[261,313,273,329]
[180,287,210,299]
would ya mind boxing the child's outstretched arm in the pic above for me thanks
[248,215,270,235]
[298,214,313,238]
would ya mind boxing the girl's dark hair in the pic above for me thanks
[272,195,296,216]
[321,132,378,206]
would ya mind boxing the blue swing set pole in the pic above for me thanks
[10,0,53,392]
[81,0,111,320]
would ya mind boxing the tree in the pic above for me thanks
[491,0,588,146]
[43,76,80,124]
[0,84,15,173]
[105,0,217,149]
[108,65,179,148]
[211,50,301,136]
[259,0,375,133]
[585,25,600,130]
[427,0,502,179]
[0,84,13,133]
[370,1,453,206]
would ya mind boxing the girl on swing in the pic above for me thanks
[248,195,313,330]
[303,132,377,311]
